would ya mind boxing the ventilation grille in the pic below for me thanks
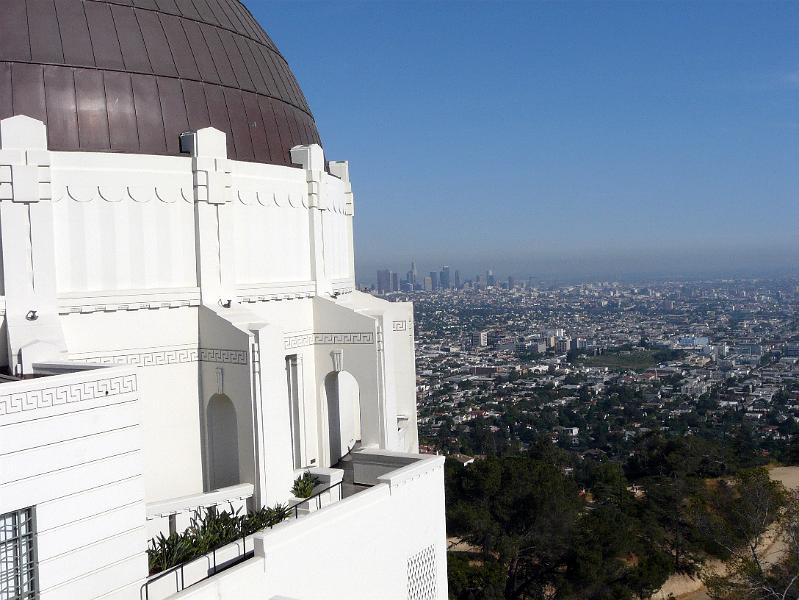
[407,544,437,600]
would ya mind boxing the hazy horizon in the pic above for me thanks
[257,2,799,282]
[355,241,798,285]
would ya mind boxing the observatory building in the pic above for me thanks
[0,2,446,599]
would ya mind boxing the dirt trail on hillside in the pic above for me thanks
[654,466,799,600]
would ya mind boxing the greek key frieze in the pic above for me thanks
[0,374,138,416]
[313,332,374,345]
[284,334,315,350]
[392,320,408,332]
[198,348,248,365]
[283,332,375,349]
[71,347,248,367]
[75,349,199,366]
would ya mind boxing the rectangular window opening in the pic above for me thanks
[0,507,37,600]
[285,355,303,470]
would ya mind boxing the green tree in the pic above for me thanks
[561,503,671,600]
[625,434,730,573]
[447,456,583,599]
[448,552,505,600]
[700,471,790,599]
[447,455,675,599]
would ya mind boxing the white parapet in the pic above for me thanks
[0,363,148,600]
[162,451,448,600]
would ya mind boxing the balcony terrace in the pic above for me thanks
[140,449,446,600]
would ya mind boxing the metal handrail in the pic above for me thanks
[139,536,252,600]
[141,535,251,600]
[140,481,343,599]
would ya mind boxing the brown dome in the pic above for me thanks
[0,0,320,166]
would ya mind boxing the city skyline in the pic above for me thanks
[364,255,798,288]
[261,2,798,279]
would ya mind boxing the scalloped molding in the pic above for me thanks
[53,184,333,210]
[56,185,194,204]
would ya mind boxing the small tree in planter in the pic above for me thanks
[291,471,320,499]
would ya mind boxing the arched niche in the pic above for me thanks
[323,371,361,465]
[207,393,240,489]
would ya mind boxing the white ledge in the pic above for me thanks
[376,454,444,490]
[146,483,254,518]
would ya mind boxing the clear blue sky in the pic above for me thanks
[250,1,799,282]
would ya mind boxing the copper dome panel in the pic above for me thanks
[0,0,321,166]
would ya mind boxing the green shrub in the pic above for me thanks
[291,471,320,499]
[147,531,195,574]
[147,502,291,575]
[240,504,293,536]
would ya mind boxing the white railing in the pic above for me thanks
[145,483,254,541]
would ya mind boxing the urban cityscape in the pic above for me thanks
[370,263,799,598]
[370,266,798,458]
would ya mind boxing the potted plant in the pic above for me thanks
[290,471,322,514]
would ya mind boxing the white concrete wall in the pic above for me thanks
[249,298,320,473]
[335,292,420,453]
[311,298,382,461]
[50,152,196,293]
[377,299,419,453]
[320,173,352,282]
[195,302,316,508]
[62,307,204,502]
[255,323,298,507]
[0,365,148,600]
[46,147,355,296]
[259,454,448,600]
[230,160,312,285]
[198,306,257,495]
[167,453,448,600]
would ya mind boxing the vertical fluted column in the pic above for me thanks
[183,128,236,307]
[329,160,356,285]
[0,116,66,374]
[291,144,333,297]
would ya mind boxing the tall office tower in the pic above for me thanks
[440,266,451,289]
[486,269,496,287]
[453,270,461,289]
[424,276,434,292]
[377,269,391,294]
[391,272,400,292]
[508,276,516,289]
[0,3,446,599]
[410,261,418,286]
[430,271,440,290]
[556,337,572,354]
[471,330,489,347]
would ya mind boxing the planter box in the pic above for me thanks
[288,468,344,516]
[144,535,254,600]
